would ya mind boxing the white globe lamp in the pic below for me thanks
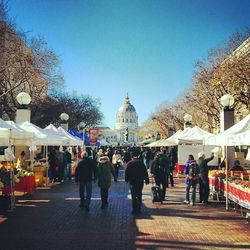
[220,94,234,108]
[16,92,31,106]
[60,112,69,122]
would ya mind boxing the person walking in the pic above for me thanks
[150,147,170,201]
[97,155,117,209]
[75,151,96,212]
[123,147,132,166]
[65,148,72,180]
[168,147,177,187]
[48,148,58,183]
[125,150,149,214]
[112,150,123,179]
[198,151,214,204]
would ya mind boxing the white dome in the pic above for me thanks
[118,95,136,113]
[115,94,138,131]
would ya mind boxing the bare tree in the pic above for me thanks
[0,2,63,120]
[30,91,103,129]
[144,29,250,134]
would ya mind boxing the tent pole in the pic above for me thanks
[225,146,229,210]
[45,146,49,186]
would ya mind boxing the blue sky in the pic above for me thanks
[8,0,250,128]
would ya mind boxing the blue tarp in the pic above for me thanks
[68,129,100,146]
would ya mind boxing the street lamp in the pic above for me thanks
[156,131,161,140]
[79,121,86,150]
[16,92,32,106]
[60,112,69,131]
[16,92,31,124]
[220,94,235,211]
[220,94,235,110]
[220,94,234,132]
[167,120,175,137]
[183,114,192,129]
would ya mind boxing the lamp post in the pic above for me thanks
[60,112,69,131]
[16,92,31,124]
[156,131,161,140]
[79,121,86,150]
[167,120,175,137]
[220,94,235,132]
[220,94,235,210]
[183,114,192,129]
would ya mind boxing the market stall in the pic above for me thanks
[209,170,250,210]
[205,114,250,210]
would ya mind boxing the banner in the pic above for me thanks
[89,128,99,145]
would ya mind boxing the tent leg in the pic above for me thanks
[225,146,229,210]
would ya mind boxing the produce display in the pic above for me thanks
[33,162,49,186]
[209,170,226,178]
[209,170,250,210]
[229,179,250,192]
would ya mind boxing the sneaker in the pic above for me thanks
[184,200,189,204]
[190,202,194,206]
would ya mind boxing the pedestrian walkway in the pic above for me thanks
[0,172,249,250]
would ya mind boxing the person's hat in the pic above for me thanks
[234,159,240,165]
[198,151,205,158]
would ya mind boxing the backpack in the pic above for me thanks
[188,163,199,180]
[155,154,170,175]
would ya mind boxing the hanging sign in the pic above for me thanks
[89,128,99,145]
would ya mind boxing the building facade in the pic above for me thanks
[101,94,139,146]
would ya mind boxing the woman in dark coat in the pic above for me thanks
[97,155,117,209]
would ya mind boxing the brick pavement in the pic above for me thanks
[0,171,249,250]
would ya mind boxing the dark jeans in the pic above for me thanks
[185,183,197,203]
[67,163,72,180]
[114,163,121,179]
[101,188,109,205]
[167,172,174,187]
[79,181,92,208]
[199,177,209,203]
[130,182,144,213]
[155,175,167,200]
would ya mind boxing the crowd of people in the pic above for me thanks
[47,145,244,214]
[47,145,177,213]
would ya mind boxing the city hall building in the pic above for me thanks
[98,94,139,146]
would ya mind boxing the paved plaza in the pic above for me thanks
[0,172,249,250]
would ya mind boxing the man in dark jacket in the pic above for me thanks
[75,151,96,211]
[168,147,177,187]
[198,151,214,204]
[151,147,170,201]
[123,147,132,165]
[125,150,149,214]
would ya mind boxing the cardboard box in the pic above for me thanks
[234,152,245,159]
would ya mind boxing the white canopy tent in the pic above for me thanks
[146,127,214,147]
[20,121,68,146]
[57,126,83,146]
[167,126,214,145]
[145,139,176,147]
[205,114,250,146]
[0,119,33,146]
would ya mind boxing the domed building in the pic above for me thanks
[114,94,138,144]
[103,94,138,145]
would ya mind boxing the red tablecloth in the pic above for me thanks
[175,163,185,173]
[209,177,250,209]
[2,176,36,195]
